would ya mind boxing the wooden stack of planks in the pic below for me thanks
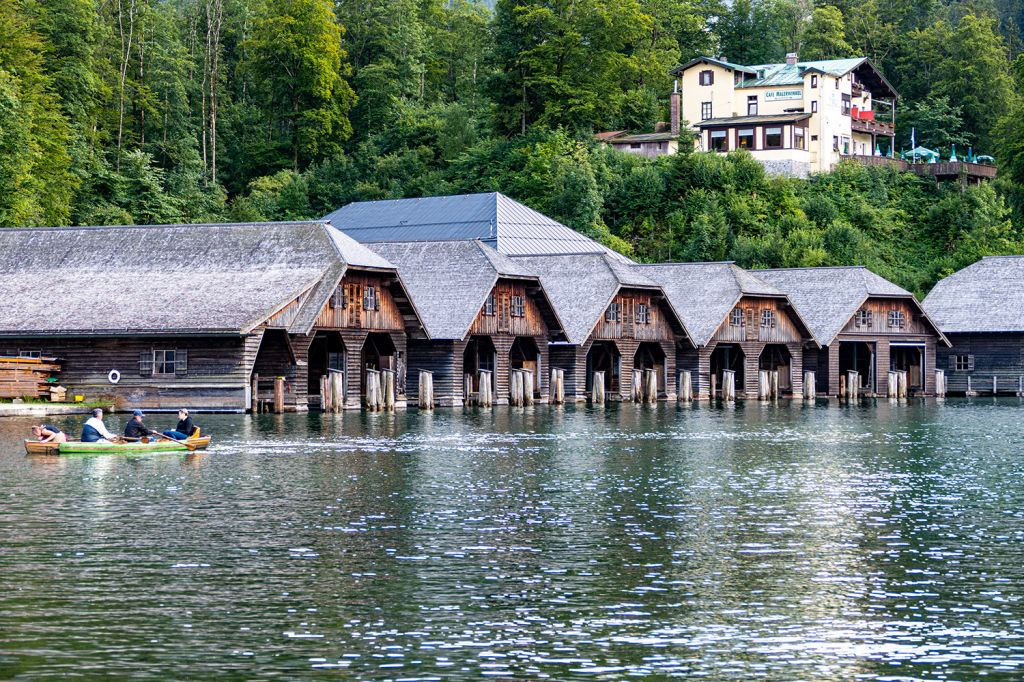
[0,356,62,399]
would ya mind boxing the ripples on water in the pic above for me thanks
[2,400,1024,680]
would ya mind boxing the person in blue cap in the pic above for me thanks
[124,409,158,440]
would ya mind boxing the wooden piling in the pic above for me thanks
[771,370,779,400]
[710,373,717,402]
[887,371,898,399]
[478,370,493,408]
[382,369,396,410]
[251,373,259,413]
[592,371,605,404]
[550,368,564,404]
[523,370,535,406]
[846,370,859,402]
[418,370,434,410]
[722,370,736,402]
[643,368,658,403]
[935,369,946,398]
[758,370,770,401]
[365,369,382,411]
[510,369,523,407]
[897,370,908,399]
[329,370,344,412]
[678,371,692,402]
[993,375,998,396]
[631,370,642,402]
[273,376,285,414]
[839,374,846,402]
[803,371,815,400]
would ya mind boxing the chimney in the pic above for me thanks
[670,80,681,137]
[786,52,798,65]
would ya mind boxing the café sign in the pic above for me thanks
[764,89,802,101]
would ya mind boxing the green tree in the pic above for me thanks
[800,6,852,60]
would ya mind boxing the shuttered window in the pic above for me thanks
[153,349,176,375]
[483,294,496,316]
[952,355,974,371]
[605,303,620,322]
[362,286,379,311]
[635,304,650,325]
[730,308,743,326]
[699,69,714,86]
[855,309,872,328]
[174,349,188,376]
[888,310,905,329]
[510,295,525,318]
[139,351,154,377]
[329,286,347,309]
[761,309,775,328]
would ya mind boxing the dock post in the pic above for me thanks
[524,370,535,406]
[273,376,285,414]
[365,369,382,411]
[846,371,859,402]
[679,370,692,402]
[631,370,642,402]
[464,374,473,406]
[320,374,330,412]
[382,369,396,410]
[967,375,975,397]
[771,370,780,400]
[552,368,564,404]
[329,370,344,412]
[722,370,736,402]
[418,370,434,410]
[251,372,260,413]
[993,375,998,396]
[897,371,908,399]
[510,369,522,406]
[591,372,605,404]
[710,373,717,402]
[887,371,898,398]
[803,371,815,400]
[839,374,846,402]
[1019,375,1023,397]
[935,369,946,398]
[479,370,493,408]
[643,368,658,403]
[758,370,769,401]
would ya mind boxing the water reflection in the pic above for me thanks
[2,400,1024,679]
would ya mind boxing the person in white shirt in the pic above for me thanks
[81,408,117,443]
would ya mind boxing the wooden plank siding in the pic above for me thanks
[314,271,406,332]
[937,332,1024,395]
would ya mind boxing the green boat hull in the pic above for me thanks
[58,441,190,455]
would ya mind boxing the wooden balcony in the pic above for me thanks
[911,161,997,182]
[851,117,895,136]
[840,155,907,170]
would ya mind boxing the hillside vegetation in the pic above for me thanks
[2,0,1024,294]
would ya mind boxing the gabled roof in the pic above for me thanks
[367,240,561,341]
[695,113,812,128]
[636,262,801,347]
[672,56,757,76]
[740,58,867,87]
[510,254,690,345]
[0,222,398,338]
[607,132,678,143]
[756,266,946,346]
[924,256,1024,334]
[324,192,633,262]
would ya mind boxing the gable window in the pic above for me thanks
[730,308,744,326]
[747,95,758,116]
[811,74,818,88]
[701,101,713,120]
[605,302,621,322]
[841,93,852,116]
[483,293,496,316]
[794,127,805,150]
[854,309,872,328]
[835,77,841,89]
[329,285,348,309]
[510,295,525,318]
[811,101,818,113]
[362,285,379,311]
[699,69,714,86]
[738,128,755,149]
[952,354,974,371]
[710,130,728,152]
[764,126,783,149]
[761,309,775,328]
[887,310,905,329]
[635,304,650,325]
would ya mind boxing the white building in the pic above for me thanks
[670,54,898,177]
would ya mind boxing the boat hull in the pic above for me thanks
[25,436,212,456]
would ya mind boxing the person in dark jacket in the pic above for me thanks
[163,409,195,440]
[124,409,158,440]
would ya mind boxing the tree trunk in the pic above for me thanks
[115,0,137,171]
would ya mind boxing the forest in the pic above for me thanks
[3,0,1024,295]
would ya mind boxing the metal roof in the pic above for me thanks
[739,58,867,87]
[695,113,812,128]
[608,133,677,143]
[924,256,1024,333]
[672,56,757,76]
[324,192,633,262]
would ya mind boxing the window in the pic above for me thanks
[747,95,758,116]
[730,307,744,326]
[328,352,345,372]
[362,285,379,311]
[737,128,755,149]
[811,135,818,141]
[636,304,650,325]
[510,295,525,318]
[887,310,905,329]
[761,309,775,328]
[18,349,41,358]
[952,355,974,371]
[605,302,621,322]
[794,127,805,150]
[811,101,818,113]
[710,130,728,152]
[764,126,783,149]
[701,101,713,120]
[842,136,850,154]
[329,285,348,309]
[811,74,818,88]
[630,143,642,150]
[832,135,839,151]
[835,77,841,89]
[483,293,496,316]
[699,69,714,86]
[854,309,872,328]
[841,93,851,116]
[152,349,186,376]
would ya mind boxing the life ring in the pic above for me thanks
[107,369,121,385]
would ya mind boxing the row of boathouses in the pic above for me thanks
[0,192,1013,411]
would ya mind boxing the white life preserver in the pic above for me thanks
[108,369,121,384]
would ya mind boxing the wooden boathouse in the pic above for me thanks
[757,267,947,397]
[924,256,1024,396]
[0,222,421,412]
[367,240,563,407]
[640,263,814,399]
[511,253,690,401]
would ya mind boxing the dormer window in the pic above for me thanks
[811,74,818,88]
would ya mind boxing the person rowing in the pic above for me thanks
[81,408,118,443]
[124,409,159,440]
[31,424,67,444]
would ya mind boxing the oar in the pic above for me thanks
[151,431,198,451]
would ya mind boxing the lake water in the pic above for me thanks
[2,400,1024,680]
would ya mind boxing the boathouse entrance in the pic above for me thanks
[361,332,397,397]
[890,343,924,393]
[633,342,666,395]
[710,344,745,394]
[758,344,792,392]
[463,335,497,393]
[308,331,346,406]
[839,341,875,393]
[509,337,541,398]
[586,341,620,394]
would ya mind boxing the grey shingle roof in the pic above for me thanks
[0,222,397,337]
[637,262,790,346]
[367,240,557,340]
[924,256,1024,333]
[756,266,921,345]
[324,192,633,262]
[511,254,689,345]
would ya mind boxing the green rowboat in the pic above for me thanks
[25,436,212,456]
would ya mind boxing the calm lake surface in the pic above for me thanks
[2,400,1024,680]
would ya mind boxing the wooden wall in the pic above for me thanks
[553,337,679,401]
[591,290,677,342]
[937,332,1024,395]
[837,298,932,337]
[712,296,804,345]
[315,271,406,332]
[468,280,548,338]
